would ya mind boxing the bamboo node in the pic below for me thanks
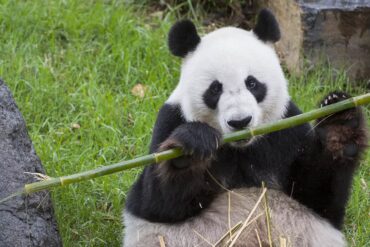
[154,153,160,163]
[250,128,255,137]
[353,98,358,107]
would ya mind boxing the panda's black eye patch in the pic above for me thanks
[245,76,267,103]
[203,80,223,109]
[210,80,222,94]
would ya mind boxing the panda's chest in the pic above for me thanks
[209,148,284,190]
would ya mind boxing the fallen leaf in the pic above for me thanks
[131,83,147,98]
[71,123,81,129]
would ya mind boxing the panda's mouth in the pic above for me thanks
[230,137,254,148]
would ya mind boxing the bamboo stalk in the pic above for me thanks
[0,93,369,204]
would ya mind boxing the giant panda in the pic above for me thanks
[123,9,368,247]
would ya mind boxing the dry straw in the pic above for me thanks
[0,93,369,204]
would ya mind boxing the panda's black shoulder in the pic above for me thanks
[258,100,312,158]
[283,100,312,137]
[285,101,302,116]
[277,100,314,153]
[149,103,185,152]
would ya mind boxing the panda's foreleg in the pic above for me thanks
[151,121,222,222]
[152,121,222,216]
[289,91,368,229]
[316,92,368,162]
[126,113,222,223]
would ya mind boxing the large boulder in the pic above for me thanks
[0,80,62,246]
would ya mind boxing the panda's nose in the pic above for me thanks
[227,116,252,130]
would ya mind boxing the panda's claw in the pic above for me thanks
[320,91,350,108]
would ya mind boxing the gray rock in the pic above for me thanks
[300,0,370,81]
[0,79,62,247]
[257,0,370,82]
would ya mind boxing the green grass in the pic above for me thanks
[0,1,368,246]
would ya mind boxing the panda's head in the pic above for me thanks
[167,9,290,146]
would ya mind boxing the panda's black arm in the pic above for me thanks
[148,103,185,153]
[125,103,218,223]
[288,147,355,229]
[287,93,368,229]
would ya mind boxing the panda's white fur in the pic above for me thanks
[168,27,289,136]
[124,188,345,246]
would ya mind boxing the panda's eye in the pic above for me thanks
[245,76,258,89]
[210,80,223,94]
[245,75,267,103]
[203,80,223,109]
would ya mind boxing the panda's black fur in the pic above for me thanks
[123,9,368,247]
[168,20,200,57]
[127,102,309,223]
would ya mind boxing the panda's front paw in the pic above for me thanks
[316,91,367,160]
[159,122,221,169]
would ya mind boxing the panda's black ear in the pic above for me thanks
[168,20,201,57]
[253,9,281,43]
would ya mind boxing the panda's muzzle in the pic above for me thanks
[227,116,252,130]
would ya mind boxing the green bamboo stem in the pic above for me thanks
[0,93,369,204]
